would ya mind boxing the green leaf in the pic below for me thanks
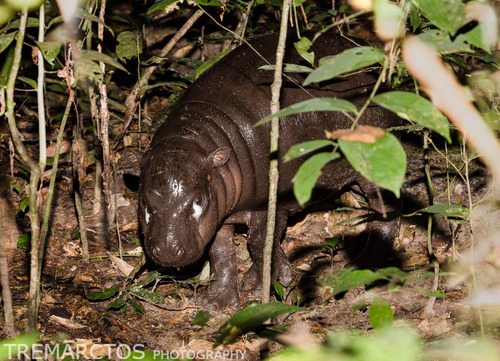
[116,31,142,61]
[417,204,470,218]
[193,310,210,327]
[108,291,128,309]
[129,288,165,304]
[194,0,222,5]
[256,98,357,126]
[325,236,340,250]
[35,41,61,66]
[195,50,230,79]
[372,91,451,142]
[304,46,385,86]
[86,286,120,301]
[338,131,406,198]
[369,298,394,330]
[147,0,176,14]
[4,17,39,31]
[17,76,37,89]
[0,31,16,55]
[214,303,302,347]
[417,30,471,54]
[294,37,314,65]
[134,270,162,288]
[19,197,29,212]
[410,0,467,35]
[128,297,145,314]
[0,44,14,86]
[260,63,314,73]
[284,140,334,162]
[17,233,30,250]
[272,281,285,297]
[293,152,341,205]
[319,269,390,298]
[80,50,128,73]
[75,9,114,36]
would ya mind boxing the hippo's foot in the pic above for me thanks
[198,224,241,310]
[196,282,240,310]
[242,243,293,293]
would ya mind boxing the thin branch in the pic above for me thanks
[262,0,291,304]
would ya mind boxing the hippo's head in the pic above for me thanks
[138,147,231,267]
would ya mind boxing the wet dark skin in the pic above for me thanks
[138,33,402,309]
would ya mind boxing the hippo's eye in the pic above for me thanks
[194,196,204,207]
[192,195,205,220]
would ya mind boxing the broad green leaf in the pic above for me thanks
[195,50,230,79]
[319,268,389,297]
[408,3,422,31]
[272,281,285,297]
[0,44,14,86]
[116,31,142,61]
[304,46,385,86]
[35,41,61,66]
[129,288,165,304]
[4,17,39,31]
[294,37,314,65]
[417,30,471,54]
[17,232,30,250]
[17,76,37,89]
[193,310,210,327]
[256,98,357,126]
[86,286,120,301]
[338,131,406,198]
[47,15,64,29]
[147,0,176,14]
[410,0,467,35]
[417,204,470,218]
[284,140,334,162]
[5,0,43,10]
[214,303,301,347]
[80,50,128,73]
[0,31,16,55]
[369,298,394,330]
[293,152,341,205]
[463,25,494,53]
[372,91,451,142]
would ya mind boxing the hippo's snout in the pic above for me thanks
[146,232,199,267]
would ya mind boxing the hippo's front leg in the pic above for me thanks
[242,211,293,292]
[198,224,240,309]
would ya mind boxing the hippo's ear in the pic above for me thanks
[208,147,231,168]
[118,148,144,176]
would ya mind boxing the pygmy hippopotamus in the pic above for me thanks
[136,32,402,309]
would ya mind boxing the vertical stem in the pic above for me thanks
[0,203,18,337]
[262,0,291,304]
[38,4,46,170]
[4,7,42,332]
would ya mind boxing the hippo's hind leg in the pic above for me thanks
[198,224,240,309]
[242,211,293,293]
